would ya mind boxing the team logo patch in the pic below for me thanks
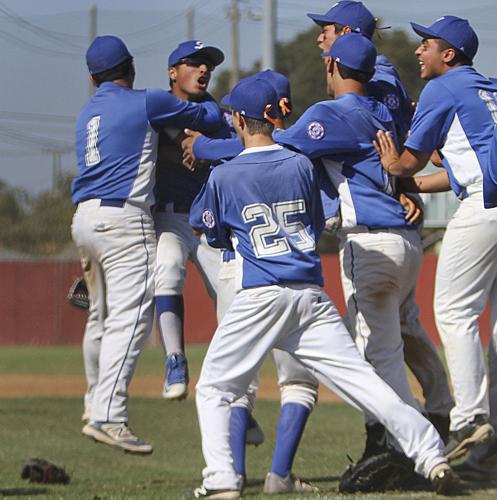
[202,209,216,228]
[194,41,204,49]
[383,93,400,110]
[307,121,325,140]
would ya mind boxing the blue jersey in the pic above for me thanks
[274,93,412,230]
[405,66,497,200]
[189,145,324,288]
[72,82,223,209]
[368,55,414,141]
[155,100,232,211]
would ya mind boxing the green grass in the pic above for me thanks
[0,345,278,379]
[0,397,496,499]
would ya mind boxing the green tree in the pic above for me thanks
[212,25,425,122]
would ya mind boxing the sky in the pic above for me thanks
[1,0,496,194]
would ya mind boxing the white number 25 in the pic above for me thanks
[241,200,315,258]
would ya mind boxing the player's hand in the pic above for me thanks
[181,129,202,171]
[373,131,400,174]
[399,192,423,224]
[278,98,292,117]
[430,150,444,168]
[264,104,284,129]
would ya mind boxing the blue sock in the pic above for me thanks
[230,407,250,476]
[271,403,310,478]
[155,295,184,354]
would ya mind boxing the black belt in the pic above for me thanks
[100,199,126,207]
[154,202,189,214]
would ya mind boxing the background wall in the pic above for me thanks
[0,256,491,345]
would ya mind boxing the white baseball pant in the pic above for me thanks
[72,200,156,423]
[338,226,422,416]
[196,284,446,490]
[434,191,497,431]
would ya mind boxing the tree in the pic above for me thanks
[212,25,425,123]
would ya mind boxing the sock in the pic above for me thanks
[271,403,310,478]
[155,295,184,355]
[230,407,250,476]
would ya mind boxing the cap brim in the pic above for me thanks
[195,46,225,67]
[220,93,231,107]
[410,22,439,40]
[307,13,333,26]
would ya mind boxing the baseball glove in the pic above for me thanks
[67,276,89,310]
[339,450,431,493]
[21,458,70,484]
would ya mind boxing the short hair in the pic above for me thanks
[336,62,374,84]
[435,38,473,66]
[243,116,274,136]
[332,23,347,34]
[92,57,134,86]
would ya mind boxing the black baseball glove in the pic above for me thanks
[67,276,89,310]
[21,458,70,484]
[339,450,432,493]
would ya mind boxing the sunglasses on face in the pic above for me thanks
[177,57,215,71]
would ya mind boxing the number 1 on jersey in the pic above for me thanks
[85,115,101,167]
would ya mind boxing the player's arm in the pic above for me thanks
[146,88,223,134]
[274,103,357,159]
[397,171,451,193]
[189,173,232,249]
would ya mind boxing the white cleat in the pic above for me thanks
[82,422,153,455]
[263,471,318,494]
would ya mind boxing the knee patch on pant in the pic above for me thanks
[280,383,318,411]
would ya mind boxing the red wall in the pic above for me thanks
[0,257,490,345]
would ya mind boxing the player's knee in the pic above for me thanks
[280,383,318,411]
[231,393,254,411]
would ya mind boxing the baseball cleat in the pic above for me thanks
[163,353,189,400]
[429,462,460,495]
[82,422,153,454]
[81,408,91,424]
[263,471,318,494]
[245,413,265,446]
[453,436,497,482]
[192,485,240,498]
[444,415,495,461]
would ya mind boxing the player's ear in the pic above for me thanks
[442,47,456,65]
[342,25,352,35]
[168,66,177,82]
[89,73,97,87]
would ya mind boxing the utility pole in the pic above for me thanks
[228,0,240,88]
[89,4,98,97]
[51,151,62,193]
[262,0,276,70]
[186,4,194,39]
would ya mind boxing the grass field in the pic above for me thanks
[0,346,496,499]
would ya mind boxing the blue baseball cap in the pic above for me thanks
[168,40,224,67]
[256,70,291,104]
[410,15,478,61]
[307,1,376,39]
[221,77,278,121]
[323,32,377,73]
[86,35,132,74]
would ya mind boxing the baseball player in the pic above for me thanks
[373,15,497,462]
[184,70,322,493]
[307,0,454,451]
[189,68,458,498]
[154,40,231,400]
[72,35,224,453]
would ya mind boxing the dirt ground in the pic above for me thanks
[0,374,426,403]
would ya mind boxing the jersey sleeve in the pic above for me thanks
[146,88,223,134]
[314,159,340,219]
[273,103,357,159]
[193,135,243,162]
[404,80,455,153]
[189,172,232,249]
